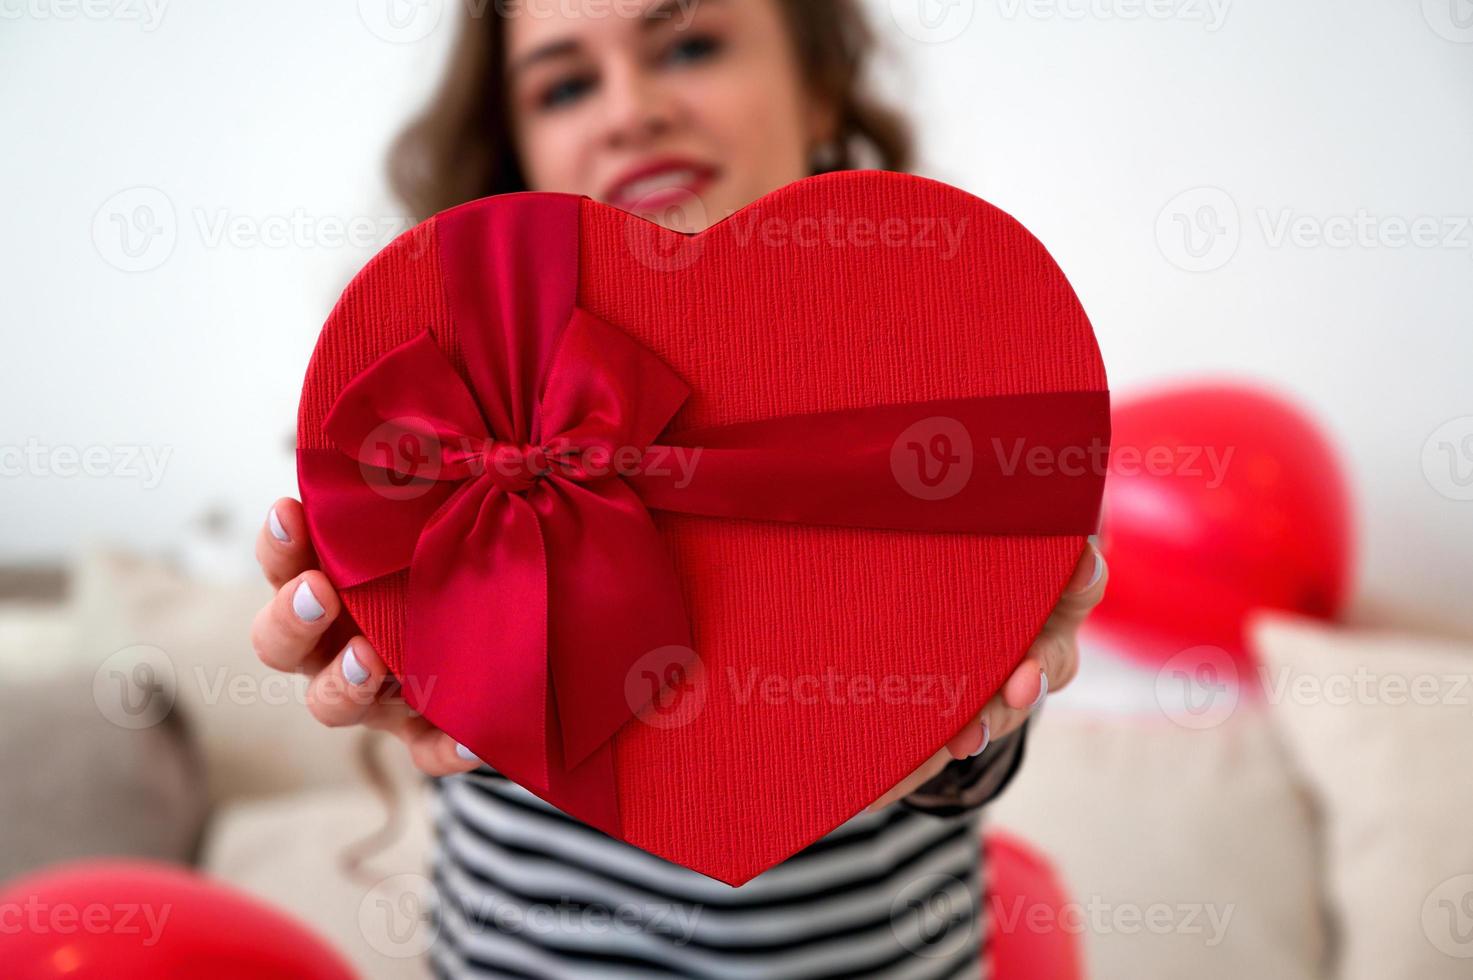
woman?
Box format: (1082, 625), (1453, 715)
(253, 1), (1107, 976)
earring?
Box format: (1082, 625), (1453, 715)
(809, 140), (844, 174)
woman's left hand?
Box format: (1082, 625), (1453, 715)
(867, 539), (1108, 811)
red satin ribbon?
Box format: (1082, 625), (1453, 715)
(297, 193), (1109, 836)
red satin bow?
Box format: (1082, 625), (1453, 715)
(297, 193), (1109, 836)
(310, 309), (694, 834)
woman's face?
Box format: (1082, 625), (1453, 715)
(504, 0), (828, 231)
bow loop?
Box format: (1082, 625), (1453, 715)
(539, 309), (694, 464)
(323, 331), (494, 486)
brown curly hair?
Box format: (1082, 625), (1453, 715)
(387, 0), (913, 221)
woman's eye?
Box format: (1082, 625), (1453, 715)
(539, 74), (595, 111)
(664, 34), (722, 66)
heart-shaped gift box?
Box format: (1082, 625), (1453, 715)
(297, 171), (1109, 886)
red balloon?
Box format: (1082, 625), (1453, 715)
(984, 832), (1085, 980)
(1090, 383), (1353, 673)
(0, 860), (358, 980)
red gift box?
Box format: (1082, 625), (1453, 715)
(297, 171), (1109, 885)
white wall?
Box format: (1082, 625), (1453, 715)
(2, 0), (1470, 634)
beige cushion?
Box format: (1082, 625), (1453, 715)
(70, 549), (382, 806)
(988, 704), (1328, 979)
(0, 669), (209, 878)
(1252, 614), (1473, 979)
(0, 591), (209, 876)
(0, 600), (77, 681)
(201, 781), (434, 980)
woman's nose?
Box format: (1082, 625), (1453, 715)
(597, 62), (678, 150)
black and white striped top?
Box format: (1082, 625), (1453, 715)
(426, 728), (1026, 980)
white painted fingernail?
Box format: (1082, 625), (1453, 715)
(341, 643), (369, 685)
(268, 507), (291, 543)
(455, 743), (482, 765)
(969, 719), (992, 758)
(1086, 550), (1104, 590)
(1033, 670), (1050, 709)
(293, 581), (325, 622)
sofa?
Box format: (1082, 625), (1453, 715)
(2, 549), (1469, 979)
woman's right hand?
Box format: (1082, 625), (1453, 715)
(252, 497), (484, 777)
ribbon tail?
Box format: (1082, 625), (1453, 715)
(401, 476), (626, 836)
(400, 479), (549, 779)
(534, 475), (695, 770)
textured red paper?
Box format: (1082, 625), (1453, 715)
(297, 171), (1108, 885)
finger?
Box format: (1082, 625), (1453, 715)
(256, 499), (313, 590)
(1002, 653), (1046, 711)
(1052, 539), (1108, 621)
(366, 702), (484, 778)
(306, 636), (389, 728)
(945, 710), (990, 760)
(401, 718), (485, 778)
(1036, 626), (1081, 692)
(866, 746), (951, 812)
(250, 570), (341, 675)
(985, 696), (1032, 744)
(360, 691), (420, 734)
(946, 682), (1035, 759)
(1002, 625), (1080, 710)
(947, 636), (1064, 760)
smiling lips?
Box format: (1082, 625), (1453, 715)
(603, 158), (719, 213)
